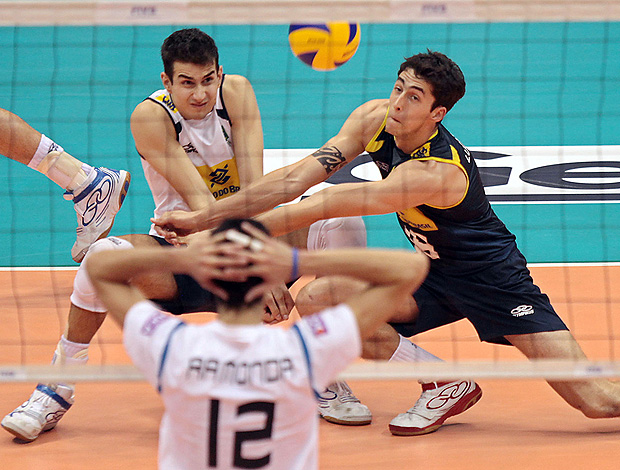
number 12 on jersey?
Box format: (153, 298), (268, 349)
(208, 399), (275, 469)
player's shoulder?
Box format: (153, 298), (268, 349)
(221, 74), (257, 120)
(132, 96), (170, 122)
(221, 74), (254, 101)
(349, 99), (388, 126)
(360, 98), (389, 115)
(222, 73), (252, 89)
(345, 99), (388, 144)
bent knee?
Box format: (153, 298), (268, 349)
(296, 276), (367, 317)
(86, 236), (134, 257)
(295, 278), (333, 317)
(307, 216), (367, 250)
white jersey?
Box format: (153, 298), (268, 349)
(124, 300), (361, 470)
(142, 75), (241, 235)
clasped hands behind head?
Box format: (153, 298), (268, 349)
(184, 222), (295, 303)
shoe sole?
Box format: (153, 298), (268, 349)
(389, 383), (483, 436)
(1, 421), (42, 443)
(320, 414), (372, 426)
(72, 171), (131, 263)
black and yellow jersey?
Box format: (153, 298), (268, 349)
(366, 117), (516, 274)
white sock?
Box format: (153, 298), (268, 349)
(49, 335), (89, 390)
(27, 134), (63, 170)
(389, 334), (442, 363)
(52, 335), (89, 366)
(307, 216), (367, 250)
(29, 135), (91, 190)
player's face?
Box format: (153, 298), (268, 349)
(161, 61), (223, 121)
(386, 68), (446, 149)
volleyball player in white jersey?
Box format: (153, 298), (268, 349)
(0, 107), (130, 262)
(85, 218), (429, 470)
(2, 28), (367, 442)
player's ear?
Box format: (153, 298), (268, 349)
(161, 72), (172, 91)
(430, 106), (447, 122)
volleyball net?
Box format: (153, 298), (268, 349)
(1, 0), (620, 382)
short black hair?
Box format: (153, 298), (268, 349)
(211, 218), (270, 308)
(161, 28), (219, 82)
(398, 50), (465, 112)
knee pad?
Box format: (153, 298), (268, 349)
(307, 216), (367, 250)
(71, 237), (134, 312)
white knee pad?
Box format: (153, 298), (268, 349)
(307, 216), (367, 250)
(70, 237), (134, 312)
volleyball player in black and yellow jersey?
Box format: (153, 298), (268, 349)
(156, 50), (620, 435)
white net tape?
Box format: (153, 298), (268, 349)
(3, 359), (620, 383)
(0, 0), (619, 26)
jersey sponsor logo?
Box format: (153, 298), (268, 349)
(154, 94), (178, 113)
(263, 145), (620, 204)
(209, 166), (231, 186)
(196, 161), (241, 200)
(140, 312), (173, 336)
(211, 185), (239, 199)
(511, 305), (534, 317)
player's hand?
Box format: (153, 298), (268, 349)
(262, 284), (295, 324)
(223, 222), (297, 302)
(151, 210), (201, 245)
(181, 231), (246, 300)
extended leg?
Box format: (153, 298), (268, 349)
(507, 330), (620, 418)
(1, 235), (177, 442)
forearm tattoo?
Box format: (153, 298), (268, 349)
(312, 145), (347, 175)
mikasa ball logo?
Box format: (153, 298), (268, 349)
(511, 305), (534, 317)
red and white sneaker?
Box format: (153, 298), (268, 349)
(389, 380), (482, 436)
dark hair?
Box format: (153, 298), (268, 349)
(398, 50), (465, 112)
(211, 218), (270, 308)
(161, 28), (219, 82)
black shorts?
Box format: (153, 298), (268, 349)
(149, 236), (217, 315)
(390, 247), (568, 345)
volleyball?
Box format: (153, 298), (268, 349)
(288, 22), (361, 71)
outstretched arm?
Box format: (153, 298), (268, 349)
(131, 100), (213, 211)
(152, 100), (388, 237)
(257, 156), (467, 237)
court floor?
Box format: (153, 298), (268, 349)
(1, 265), (620, 469)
